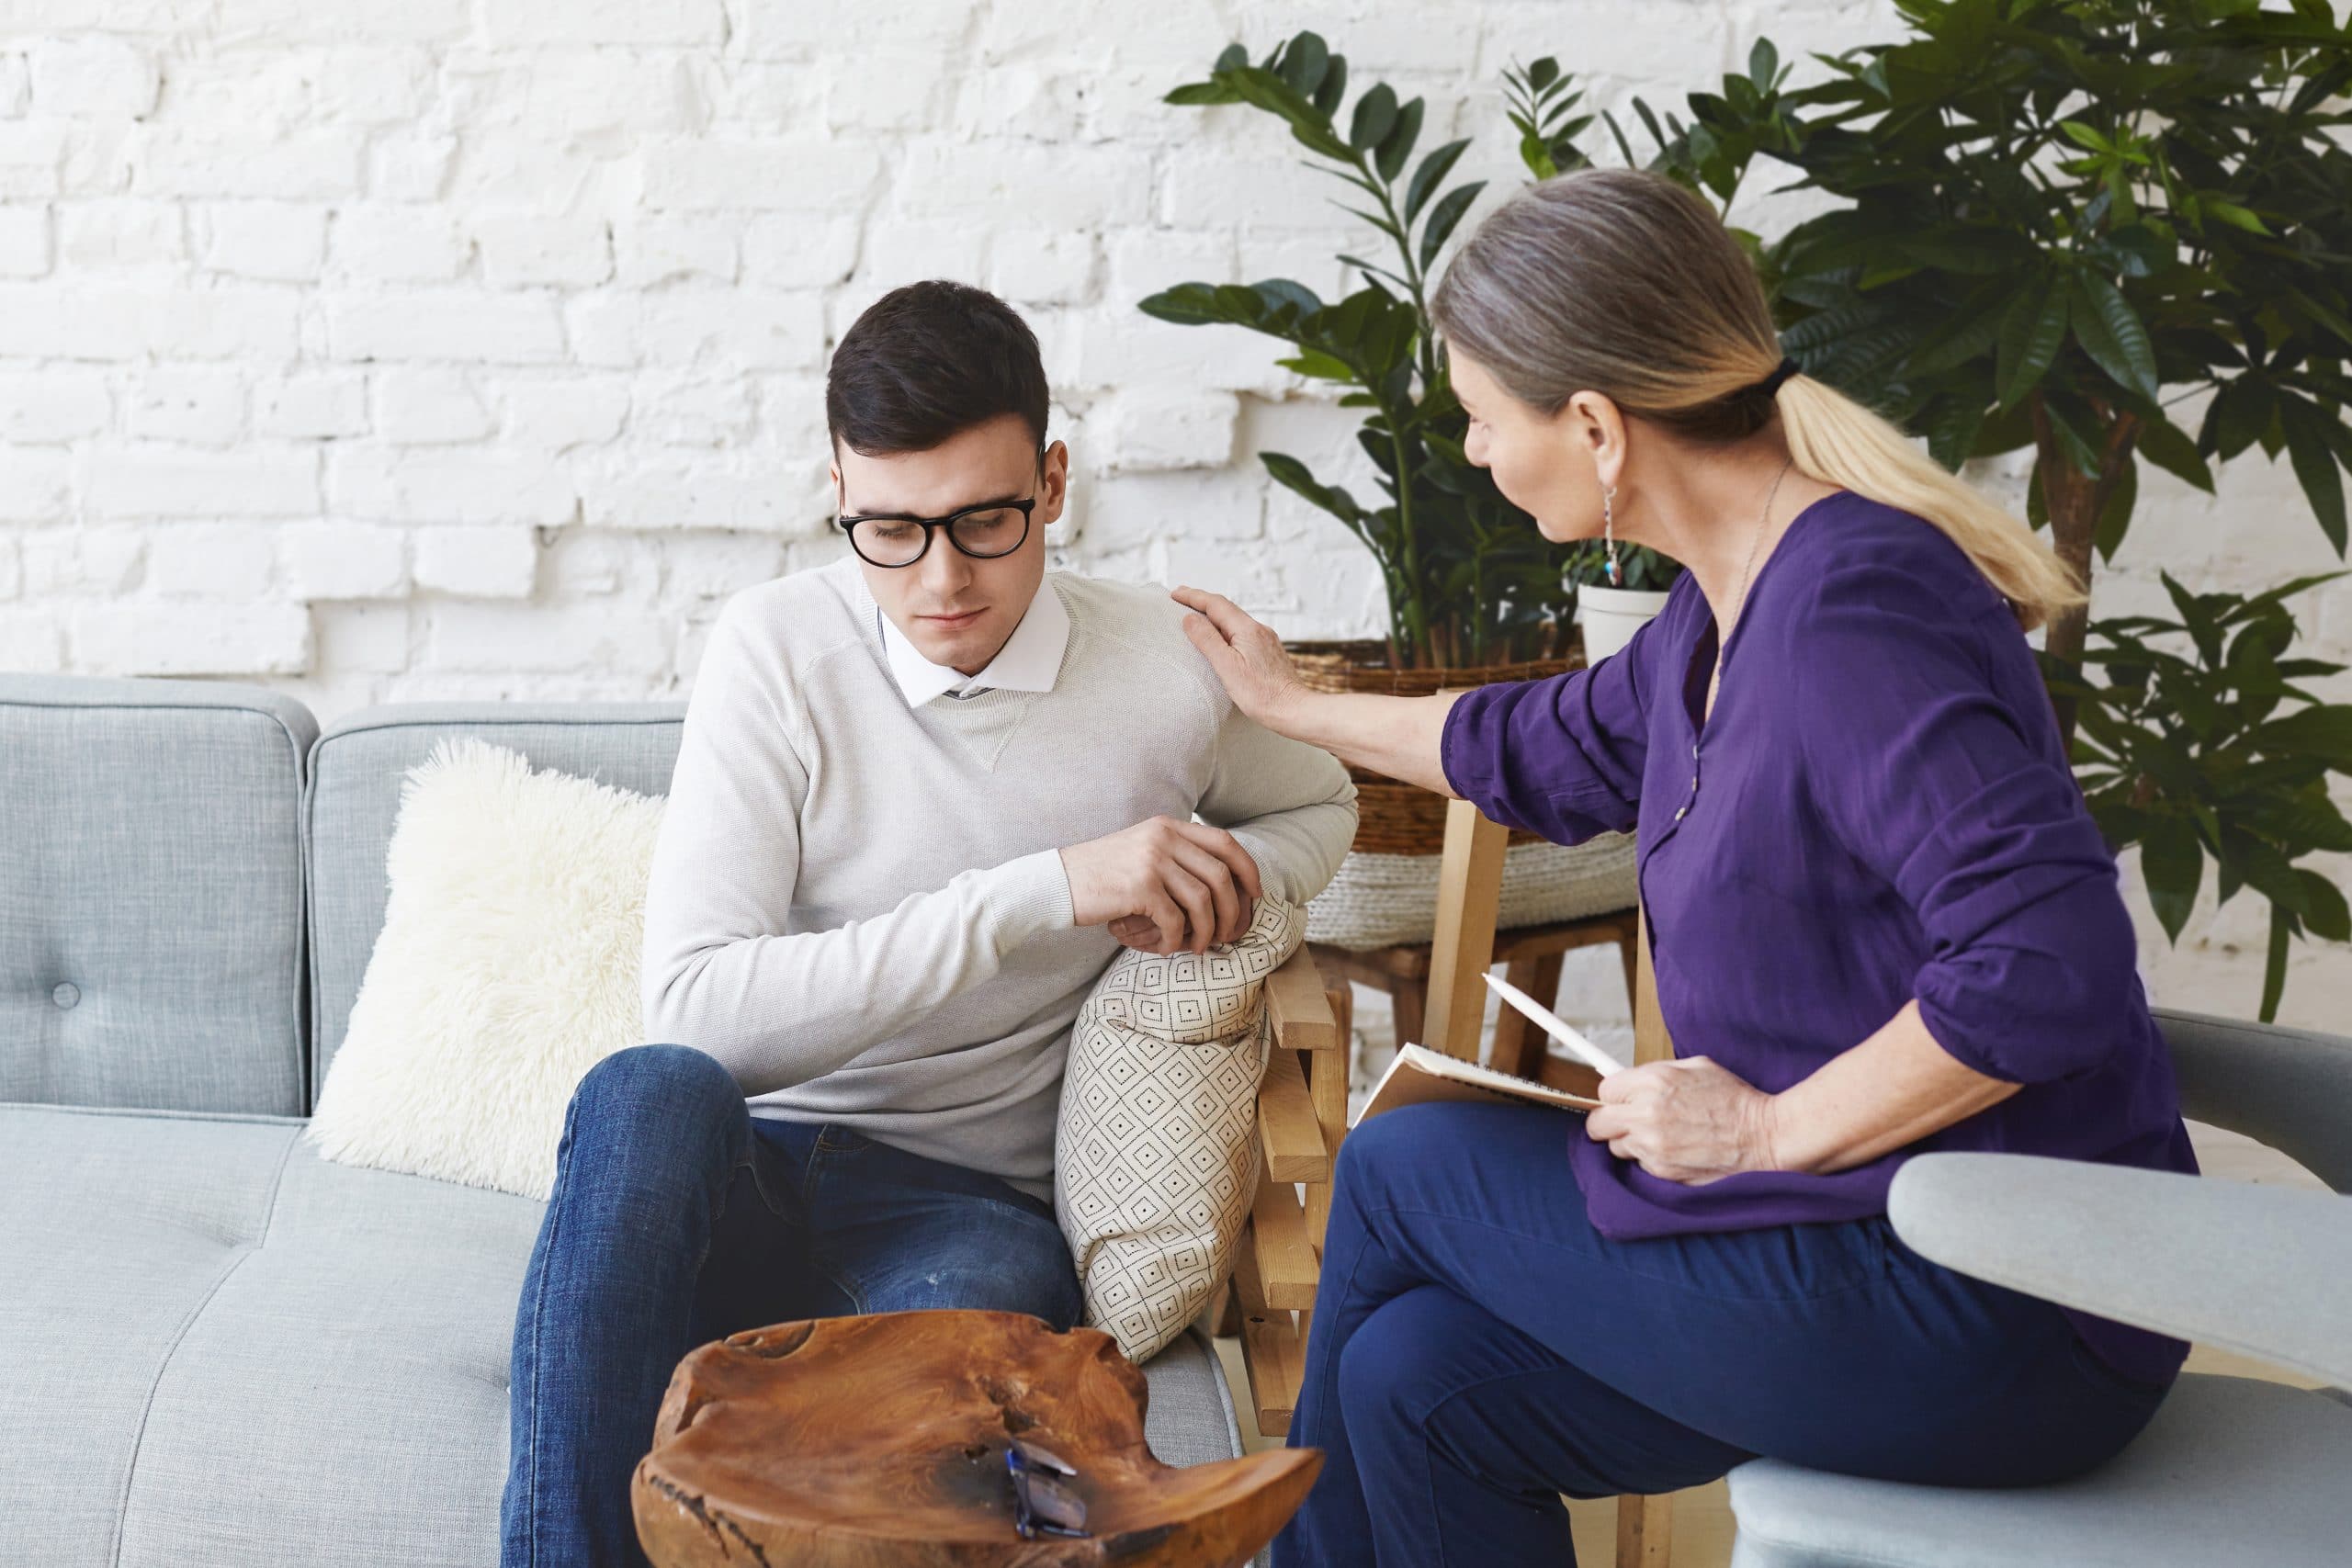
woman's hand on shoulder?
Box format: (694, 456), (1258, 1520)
(1170, 585), (1308, 731)
(1583, 1056), (1785, 1185)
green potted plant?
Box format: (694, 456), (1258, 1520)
(1614, 0), (2352, 1019)
(1141, 34), (1656, 945)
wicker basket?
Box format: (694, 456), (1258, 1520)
(1283, 634), (1641, 949)
(1284, 637), (1584, 855)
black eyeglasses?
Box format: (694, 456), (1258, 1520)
(1003, 1438), (1090, 1540)
(836, 495), (1036, 568)
(835, 449), (1046, 569)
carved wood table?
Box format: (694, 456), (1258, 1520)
(632, 1309), (1320, 1567)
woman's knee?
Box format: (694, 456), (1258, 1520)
(1330, 1100), (1456, 1213)
(1335, 1285), (1461, 1428)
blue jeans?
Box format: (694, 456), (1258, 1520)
(1274, 1100), (2175, 1568)
(499, 1043), (1083, 1568)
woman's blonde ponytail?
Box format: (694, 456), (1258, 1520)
(1771, 374), (2086, 631)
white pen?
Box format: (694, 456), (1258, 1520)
(1482, 971), (1630, 1078)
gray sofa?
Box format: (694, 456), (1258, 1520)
(1, 671), (1252, 1568)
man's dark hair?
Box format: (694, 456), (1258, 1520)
(826, 279), (1050, 458)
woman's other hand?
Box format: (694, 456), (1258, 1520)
(1171, 585), (1308, 733)
(1584, 1056), (1784, 1185)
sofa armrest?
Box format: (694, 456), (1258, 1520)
(1889, 1152), (2352, 1389)
(2154, 1007), (2352, 1193)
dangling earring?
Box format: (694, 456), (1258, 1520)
(1601, 485), (1622, 586)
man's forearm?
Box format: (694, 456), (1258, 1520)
(640, 849), (1072, 1094)
(1224, 792), (1359, 907)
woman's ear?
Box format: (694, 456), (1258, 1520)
(1563, 389), (1628, 495)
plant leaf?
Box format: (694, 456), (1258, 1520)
(2069, 271), (2161, 402)
(2141, 818), (2203, 942)
(1419, 182), (1485, 272)
(1404, 138), (1471, 224)
(2134, 412), (2214, 494)
(1995, 276), (2067, 412)
(1374, 96), (1424, 184)
(1350, 82), (1397, 153)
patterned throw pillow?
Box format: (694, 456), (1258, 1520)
(1055, 894), (1306, 1362)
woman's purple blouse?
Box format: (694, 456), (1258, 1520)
(1440, 490), (2198, 1384)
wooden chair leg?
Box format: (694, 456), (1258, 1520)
(1610, 902), (1678, 1564)
(1423, 794), (1510, 1061)
(1614, 1493), (1673, 1567)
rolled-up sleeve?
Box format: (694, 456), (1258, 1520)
(1437, 604), (1663, 844)
(1795, 554), (2137, 1085)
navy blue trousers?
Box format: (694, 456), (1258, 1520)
(1272, 1100), (2174, 1567)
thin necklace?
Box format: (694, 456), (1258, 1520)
(1705, 457), (1793, 721)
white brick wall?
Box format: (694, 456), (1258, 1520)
(0, 0), (2345, 1024)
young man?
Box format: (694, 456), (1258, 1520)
(500, 279), (1358, 1567)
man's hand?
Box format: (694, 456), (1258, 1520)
(1582, 1056), (1784, 1185)
(1059, 816), (1262, 955)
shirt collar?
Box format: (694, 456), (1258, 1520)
(875, 573), (1069, 707)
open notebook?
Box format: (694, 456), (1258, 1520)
(1355, 1042), (1602, 1125)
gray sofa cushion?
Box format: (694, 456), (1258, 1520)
(1727, 1373), (2352, 1568)
(304, 703), (682, 1108)
(0, 1101), (1249, 1568)
(0, 674), (315, 1115)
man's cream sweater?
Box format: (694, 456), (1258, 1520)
(639, 554), (1360, 1201)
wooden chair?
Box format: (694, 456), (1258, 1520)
(1309, 906), (1640, 1095)
(1221, 793), (1676, 1567)
(1420, 793), (1678, 1567)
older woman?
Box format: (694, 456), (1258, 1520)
(1172, 166), (2196, 1567)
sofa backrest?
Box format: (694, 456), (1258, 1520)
(304, 703), (682, 1109)
(1, 673), (318, 1115)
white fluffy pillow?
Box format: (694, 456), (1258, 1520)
(304, 736), (665, 1201)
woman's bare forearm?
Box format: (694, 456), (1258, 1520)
(1767, 998), (2021, 1174)
(1271, 689), (1465, 798)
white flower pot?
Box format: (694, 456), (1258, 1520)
(1573, 582), (1673, 662)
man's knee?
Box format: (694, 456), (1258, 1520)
(568, 1043), (744, 1142)
(865, 1207), (1083, 1330)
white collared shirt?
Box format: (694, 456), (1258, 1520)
(876, 573), (1070, 706)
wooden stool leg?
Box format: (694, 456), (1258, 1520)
(1390, 977), (1427, 1057)
(1488, 951), (1565, 1079)
(1616, 909), (1641, 1014)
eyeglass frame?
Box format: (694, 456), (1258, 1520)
(833, 446), (1048, 570)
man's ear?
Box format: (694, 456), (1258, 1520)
(1040, 439), (1070, 525)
